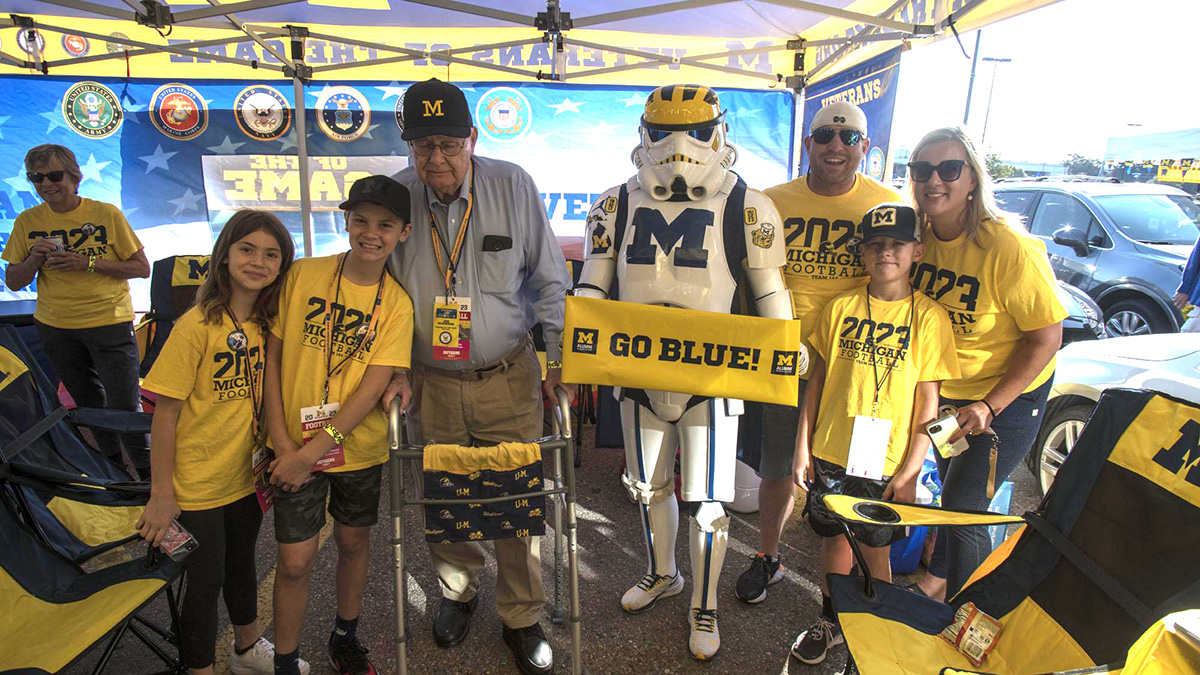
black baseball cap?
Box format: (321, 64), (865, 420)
(860, 203), (921, 244)
(399, 78), (473, 141)
(339, 175), (411, 222)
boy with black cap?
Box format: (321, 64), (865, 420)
(787, 203), (960, 671)
(265, 175), (415, 675)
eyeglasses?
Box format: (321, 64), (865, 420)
(645, 126), (716, 143)
(811, 127), (864, 146)
(907, 160), (967, 183)
(27, 170), (67, 184)
(410, 139), (467, 157)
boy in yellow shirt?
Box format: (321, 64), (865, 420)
(264, 176), (415, 675)
(789, 203), (960, 669)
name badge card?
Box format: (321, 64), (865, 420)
(846, 415), (892, 480)
(252, 445), (274, 513)
(300, 402), (345, 471)
(433, 296), (471, 361)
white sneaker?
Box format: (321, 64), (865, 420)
(229, 638), (311, 675)
(689, 608), (720, 660)
(621, 572), (684, 614)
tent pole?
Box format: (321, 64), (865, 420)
(963, 31), (981, 124)
(288, 27), (313, 258)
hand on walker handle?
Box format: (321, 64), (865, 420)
(380, 370), (412, 412)
(544, 367), (576, 405)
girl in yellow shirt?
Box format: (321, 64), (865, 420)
(137, 210), (307, 675)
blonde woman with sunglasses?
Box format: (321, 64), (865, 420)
(906, 128), (1066, 601)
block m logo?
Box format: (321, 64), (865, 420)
(725, 40), (772, 73)
(627, 207), (713, 269)
(1153, 419), (1200, 487)
(423, 100), (444, 117)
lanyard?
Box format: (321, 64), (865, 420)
(863, 288), (916, 417)
(429, 165), (476, 299)
(224, 307), (264, 442)
(322, 252), (386, 405)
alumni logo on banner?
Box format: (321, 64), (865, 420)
(562, 296), (802, 406)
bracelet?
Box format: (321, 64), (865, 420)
(86, 255), (97, 274)
(323, 423), (345, 446)
(546, 360), (563, 369)
(980, 399), (999, 419)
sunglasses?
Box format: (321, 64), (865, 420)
(907, 160), (967, 183)
(645, 126), (716, 143)
(27, 170), (67, 184)
(811, 127), (863, 146)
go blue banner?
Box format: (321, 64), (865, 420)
(799, 46), (902, 182)
(0, 75), (794, 310)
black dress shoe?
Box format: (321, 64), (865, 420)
(433, 595), (478, 648)
(501, 622), (553, 675)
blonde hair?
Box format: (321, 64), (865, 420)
(909, 127), (1016, 243)
(24, 144), (83, 187)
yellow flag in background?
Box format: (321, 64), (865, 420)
(562, 296), (801, 406)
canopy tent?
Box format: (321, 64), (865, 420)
(0, 0), (1058, 258)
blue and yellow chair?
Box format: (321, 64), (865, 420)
(822, 389), (1200, 674)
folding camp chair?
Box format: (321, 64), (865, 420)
(821, 388), (1200, 674)
(386, 390), (584, 675)
(135, 254), (210, 376)
(0, 324), (186, 674)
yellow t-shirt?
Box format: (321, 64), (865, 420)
(1, 199), (142, 329)
(142, 307), (264, 510)
(271, 255), (414, 472)
(809, 288), (961, 476)
(764, 174), (902, 344)
(914, 218), (1068, 400)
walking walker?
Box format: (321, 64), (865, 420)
(387, 390), (584, 675)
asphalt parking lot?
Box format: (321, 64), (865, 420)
(68, 424), (1040, 675)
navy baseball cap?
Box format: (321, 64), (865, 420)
(860, 203), (921, 243)
(339, 175), (411, 222)
(399, 78), (473, 141)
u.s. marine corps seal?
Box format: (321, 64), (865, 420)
(62, 82), (123, 138)
(151, 83), (208, 141)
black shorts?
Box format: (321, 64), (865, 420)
(806, 459), (905, 548)
(273, 464), (383, 544)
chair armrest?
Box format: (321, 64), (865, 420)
(822, 495), (1025, 528)
(68, 408), (153, 435)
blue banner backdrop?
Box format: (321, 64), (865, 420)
(799, 46), (902, 182)
(0, 76), (794, 309)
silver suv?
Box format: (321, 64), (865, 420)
(995, 181), (1200, 336)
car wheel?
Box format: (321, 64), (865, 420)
(1104, 298), (1172, 336)
(1030, 401), (1094, 496)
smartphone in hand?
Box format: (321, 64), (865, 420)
(927, 415), (970, 459)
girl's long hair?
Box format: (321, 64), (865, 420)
(909, 127), (1015, 243)
(195, 209), (294, 331)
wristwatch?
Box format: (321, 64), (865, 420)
(546, 360), (563, 369)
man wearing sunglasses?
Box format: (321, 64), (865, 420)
(734, 102), (903, 611)
(381, 78), (571, 675)
(2, 143), (151, 477)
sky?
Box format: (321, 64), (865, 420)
(888, 0), (1200, 165)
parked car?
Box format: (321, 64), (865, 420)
(995, 181), (1200, 337)
(1057, 280), (1107, 343)
(1027, 333), (1200, 495)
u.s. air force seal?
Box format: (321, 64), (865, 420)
(151, 83), (208, 141)
(316, 86), (369, 142)
(475, 87), (531, 142)
(62, 82), (123, 139)
(235, 85), (291, 141)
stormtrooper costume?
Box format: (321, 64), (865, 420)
(574, 84), (800, 660)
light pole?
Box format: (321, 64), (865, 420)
(980, 56), (1012, 146)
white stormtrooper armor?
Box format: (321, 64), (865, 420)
(574, 84), (800, 661)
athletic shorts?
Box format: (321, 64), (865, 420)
(273, 464), (383, 544)
(806, 459), (905, 548)
(754, 378), (807, 480)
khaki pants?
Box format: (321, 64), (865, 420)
(412, 339), (546, 628)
